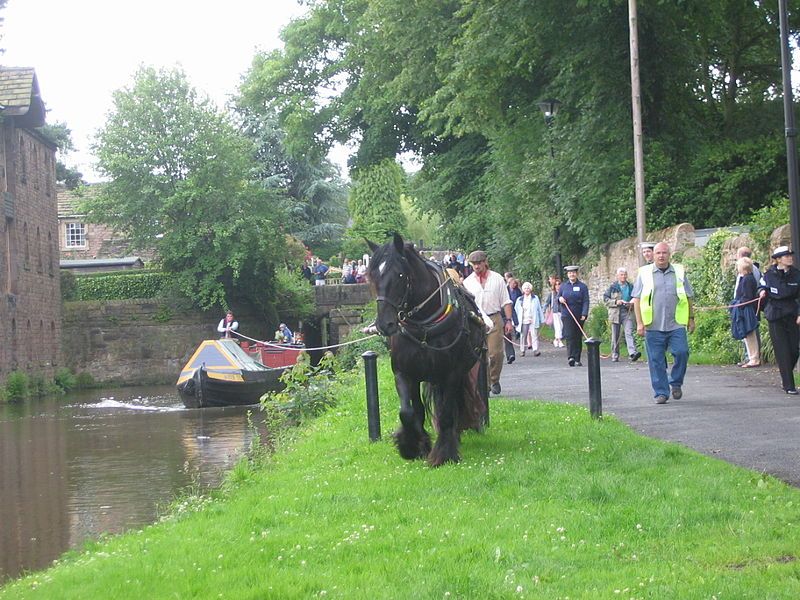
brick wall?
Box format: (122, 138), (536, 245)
(0, 123), (61, 378)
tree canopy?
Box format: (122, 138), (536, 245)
(37, 121), (85, 189)
(88, 66), (288, 314)
(239, 0), (800, 269)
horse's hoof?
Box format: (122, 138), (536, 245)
(428, 451), (460, 467)
(394, 428), (431, 460)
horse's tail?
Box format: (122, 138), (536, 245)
(460, 350), (489, 432)
(421, 381), (436, 427)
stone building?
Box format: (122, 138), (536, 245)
(0, 67), (61, 377)
(57, 183), (155, 262)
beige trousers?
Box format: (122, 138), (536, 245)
(488, 313), (504, 385)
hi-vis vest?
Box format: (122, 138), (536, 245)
(639, 263), (689, 326)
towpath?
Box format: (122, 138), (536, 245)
(497, 342), (800, 487)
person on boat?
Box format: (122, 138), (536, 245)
(275, 323), (294, 344)
(217, 310), (239, 339)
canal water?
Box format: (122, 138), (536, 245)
(0, 385), (268, 582)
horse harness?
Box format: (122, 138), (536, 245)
(377, 257), (486, 356)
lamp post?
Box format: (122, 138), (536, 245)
(778, 0), (800, 256)
(538, 99), (562, 276)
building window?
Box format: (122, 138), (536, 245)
(65, 222), (86, 248)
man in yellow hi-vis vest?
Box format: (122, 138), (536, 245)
(632, 243), (696, 404)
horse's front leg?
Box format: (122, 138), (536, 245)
(393, 371), (431, 460)
(428, 374), (462, 467)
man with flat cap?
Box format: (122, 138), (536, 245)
(463, 250), (514, 394)
(557, 265), (590, 366)
(758, 245), (800, 394)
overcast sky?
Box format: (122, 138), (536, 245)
(1, 0), (312, 182)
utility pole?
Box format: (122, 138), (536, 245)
(628, 0), (647, 264)
(779, 0), (800, 256)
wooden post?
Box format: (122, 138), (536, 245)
(629, 0), (647, 264)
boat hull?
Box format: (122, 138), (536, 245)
(177, 366), (284, 408)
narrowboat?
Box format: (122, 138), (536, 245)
(176, 339), (303, 408)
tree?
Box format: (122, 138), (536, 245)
(242, 0), (800, 271)
(235, 107), (349, 253)
(37, 121), (85, 189)
(345, 158), (407, 255)
(88, 66), (288, 313)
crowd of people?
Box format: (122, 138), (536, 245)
(450, 241), (800, 403)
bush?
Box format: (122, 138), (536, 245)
(54, 367), (78, 393)
(585, 304), (609, 341)
(260, 352), (339, 426)
(61, 270), (78, 300)
(746, 198), (789, 257)
(335, 301), (390, 371)
(273, 268), (315, 321)
(75, 372), (97, 389)
(5, 371), (29, 402)
(689, 309), (741, 364)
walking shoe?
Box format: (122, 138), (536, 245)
(611, 356), (619, 362)
(533, 351), (541, 357)
(553, 340), (558, 347)
(568, 357), (575, 367)
(630, 351), (641, 362)
(491, 382), (501, 395)
(671, 386), (682, 400)
(520, 350), (526, 357)
(655, 395), (669, 404)
(786, 388), (799, 395)
(575, 361), (583, 367)
(507, 356), (515, 364)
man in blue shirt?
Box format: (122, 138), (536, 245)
(314, 259), (329, 286)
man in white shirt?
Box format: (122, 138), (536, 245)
(462, 250), (514, 395)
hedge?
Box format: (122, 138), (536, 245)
(63, 270), (171, 301)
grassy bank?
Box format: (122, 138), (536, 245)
(2, 361), (799, 599)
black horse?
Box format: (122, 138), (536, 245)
(367, 233), (489, 466)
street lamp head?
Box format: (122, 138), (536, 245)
(537, 99), (561, 124)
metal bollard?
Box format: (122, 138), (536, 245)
(362, 351), (381, 441)
(585, 338), (602, 418)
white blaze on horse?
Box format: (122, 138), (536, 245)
(367, 233), (489, 466)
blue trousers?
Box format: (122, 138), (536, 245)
(644, 328), (689, 398)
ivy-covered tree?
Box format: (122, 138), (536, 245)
(88, 66), (288, 314)
(345, 158), (407, 255)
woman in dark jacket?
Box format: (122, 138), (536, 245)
(759, 246), (800, 394)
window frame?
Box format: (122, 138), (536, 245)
(64, 221), (87, 248)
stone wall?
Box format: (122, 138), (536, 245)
(583, 223), (790, 306)
(0, 124), (61, 378)
(61, 300), (272, 385)
(60, 285), (376, 386)
(583, 223), (696, 303)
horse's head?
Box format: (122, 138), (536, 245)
(367, 233), (416, 337)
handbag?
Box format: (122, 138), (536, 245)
(545, 309), (553, 326)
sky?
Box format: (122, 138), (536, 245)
(1, 0), (319, 182)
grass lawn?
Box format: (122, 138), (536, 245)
(2, 360), (799, 599)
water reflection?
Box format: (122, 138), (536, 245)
(0, 385), (268, 582)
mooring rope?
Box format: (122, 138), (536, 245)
(233, 330), (380, 353)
